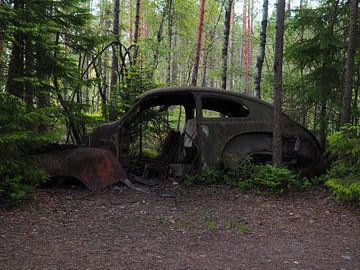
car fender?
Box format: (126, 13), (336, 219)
(220, 132), (273, 168)
(36, 147), (126, 191)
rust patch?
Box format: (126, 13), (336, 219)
(37, 148), (126, 191)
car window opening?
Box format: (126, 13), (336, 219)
(123, 93), (198, 178)
(202, 96), (249, 118)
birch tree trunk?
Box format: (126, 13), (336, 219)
(340, 0), (358, 126)
(272, 0), (286, 167)
(221, 0), (233, 90)
(191, 0), (205, 86)
(254, 0), (269, 99)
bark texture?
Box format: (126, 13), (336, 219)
(109, 0), (120, 120)
(340, 0), (358, 126)
(133, 0), (141, 62)
(221, 0), (233, 90)
(6, 0), (25, 98)
(227, 3), (235, 91)
(272, 0), (286, 167)
(167, 0), (174, 84)
(254, 0), (269, 99)
(191, 0), (206, 86)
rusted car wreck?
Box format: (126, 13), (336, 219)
(38, 87), (323, 191)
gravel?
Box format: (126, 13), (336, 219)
(0, 183), (359, 270)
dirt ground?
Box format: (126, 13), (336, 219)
(0, 182), (359, 270)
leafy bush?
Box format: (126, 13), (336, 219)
(327, 124), (360, 164)
(241, 164), (311, 195)
(324, 125), (360, 205)
(325, 178), (360, 205)
(184, 169), (224, 186)
(0, 93), (61, 204)
(184, 158), (310, 195)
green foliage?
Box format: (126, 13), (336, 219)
(184, 158), (310, 195)
(0, 93), (61, 204)
(327, 125), (360, 164)
(206, 219), (217, 231)
(325, 162), (360, 179)
(110, 67), (164, 119)
(184, 169), (224, 186)
(238, 164), (311, 195)
(325, 178), (360, 205)
(160, 216), (172, 226)
(283, 0), (349, 135)
(324, 125), (360, 205)
(224, 218), (250, 233)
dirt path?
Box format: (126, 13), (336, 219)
(0, 184), (359, 270)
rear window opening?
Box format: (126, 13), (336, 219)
(202, 96), (249, 118)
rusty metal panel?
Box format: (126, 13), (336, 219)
(37, 148), (126, 191)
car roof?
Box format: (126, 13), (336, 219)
(135, 86), (272, 107)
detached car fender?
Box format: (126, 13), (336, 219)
(36, 147), (127, 191)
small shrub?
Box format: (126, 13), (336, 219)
(248, 164), (311, 195)
(327, 125), (360, 164)
(184, 169), (223, 186)
(184, 158), (310, 195)
(323, 125), (360, 205)
(325, 177), (360, 205)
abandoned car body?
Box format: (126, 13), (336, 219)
(39, 87), (323, 191)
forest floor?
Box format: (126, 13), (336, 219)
(0, 182), (359, 270)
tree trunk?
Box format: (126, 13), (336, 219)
(191, 0), (205, 86)
(221, 0), (233, 90)
(109, 0), (120, 120)
(249, 0), (253, 92)
(200, 1), (225, 87)
(171, 34), (178, 84)
(129, 0), (133, 45)
(272, 0), (286, 167)
(167, 0), (174, 84)
(319, 99), (327, 150)
(353, 65), (360, 126)
(287, 0), (291, 15)
(340, 0), (358, 126)
(254, 0), (269, 99)
(227, 3), (235, 91)
(24, 36), (34, 108)
(133, 0), (141, 62)
(6, 0), (25, 98)
(152, 4), (166, 69)
(242, 1), (248, 93)
(202, 32), (208, 87)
